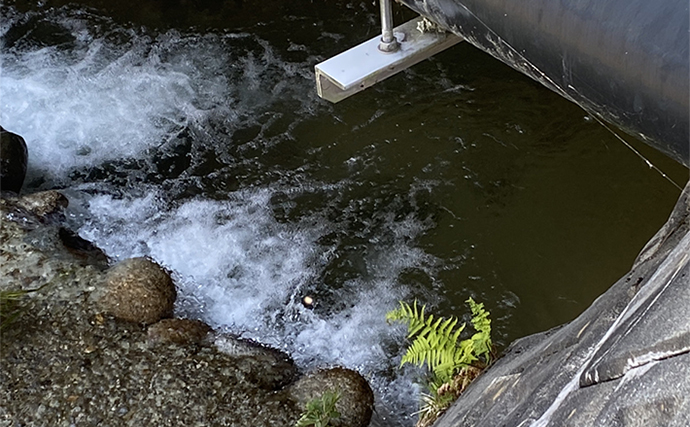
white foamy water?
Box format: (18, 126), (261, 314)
(2, 32), (197, 180)
(1, 7), (432, 426)
(77, 187), (428, 371)
(72, 184), (431, 424)
(1, 9), (319, 186)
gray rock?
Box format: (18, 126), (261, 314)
(1, 190), (109, 267)
(433, 181), (690, 427)
(0, 126), (28, 194)
(57, 226), (110, 268)
(214, 334), (300, 390)
(13, 190), (69, 218)
(100, 257), (176, 325)
(288, 367), (375, 427)
(1, 196), (108, 273)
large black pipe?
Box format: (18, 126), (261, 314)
(400, 0), (689, 167)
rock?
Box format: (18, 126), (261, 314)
(288, 367), (374, 427)
(434, 181), (690, 427)
(1, 195), (107, 270)
(57, 227), (109, 267)
(1, 202), (305, 426)
(214, 334), (300, 390)
(215, 333), (289, 359)
(0, 126), (28, 194)
(100, 257), (176, 324)
(148, 318), (212, 345)
(14, 190), (68, 218)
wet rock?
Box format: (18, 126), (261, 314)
(215, 334), (300, 390)
(1, 197), (306, 427)
(216, 333), (288, 359)
(57, 227), (109, 267)
(0, 191), (70, 240)
(288, 367), (374, 427)
(148, 318), (212, 345)
(13, 190), (68, 219)
(1, 196), (107, 271)
(0, 126), (28, 194)
(100, 257), (176, 324)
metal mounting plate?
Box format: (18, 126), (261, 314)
(315, 17), (463, 103)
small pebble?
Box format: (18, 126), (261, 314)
(302, 295), (314, 309)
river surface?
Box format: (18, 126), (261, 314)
(1, 1), (688, 425)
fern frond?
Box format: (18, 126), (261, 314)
(387, 300), (427, 338)
(466, 297), (492, 363)
(389, 298), (495, 427)
(388, 298), (494, 390)
(388, 300), (467, 381)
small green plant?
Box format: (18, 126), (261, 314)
(295, 390), (341, 427)
(0, 283), (49, 333)
(387, 298), (494, 427)
(0, 289), (34, 332)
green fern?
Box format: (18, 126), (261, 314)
(467, 298), (492, 364)
(386, 298), (492, 383)
(388, 298), (494, 427)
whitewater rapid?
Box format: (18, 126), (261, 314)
(1, 6), (439, 425)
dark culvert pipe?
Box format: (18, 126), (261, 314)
(399, 0), (690, 167)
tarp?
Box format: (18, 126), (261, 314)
(400, 0), (690, 167)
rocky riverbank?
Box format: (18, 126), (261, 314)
(0, 190), (374, 427)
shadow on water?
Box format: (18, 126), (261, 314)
(1, 1), (688, 426)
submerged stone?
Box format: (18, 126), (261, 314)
(13, 190), (68, 219)
(148, 318), (212, 345)
(57, 227), (110, 267)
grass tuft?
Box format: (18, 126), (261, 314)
(0, 285), (47, 332)
(295, 390), (341, 427)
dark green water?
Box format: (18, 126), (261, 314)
(288, 47), (688, 340)
(2, 0), (688, 425)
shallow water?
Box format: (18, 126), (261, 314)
(1, 1), (687, 425)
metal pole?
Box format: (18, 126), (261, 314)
(378, 0), (400, 52)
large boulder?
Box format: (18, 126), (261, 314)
(434, 182), (690, 426)
(0, 126), (28, 195)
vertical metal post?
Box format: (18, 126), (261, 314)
(378, 0), (400, 52)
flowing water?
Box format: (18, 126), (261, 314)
(1, 1), (688, 425)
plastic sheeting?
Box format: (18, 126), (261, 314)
(400, 0), (690, 167)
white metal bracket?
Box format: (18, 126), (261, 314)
(315, 16), (463, 103)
